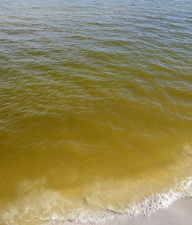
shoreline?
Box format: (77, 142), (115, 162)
(103, 197), (192, 225)
(46, 197), (192, 225)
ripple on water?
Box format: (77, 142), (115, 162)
(0, 0), (192, 224)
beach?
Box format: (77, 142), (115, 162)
(103, 198), (192, 225)
(49, 198), (192, 225)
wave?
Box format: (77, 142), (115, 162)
(1, 143), (192, 225)
(1, 177), (191, 225)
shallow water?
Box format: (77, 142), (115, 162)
(0, 0), (192, 224)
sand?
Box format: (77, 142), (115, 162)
(49, 197), (192, 225)
(102, 198), (192, 225)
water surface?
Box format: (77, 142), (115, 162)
(0, 0), (192, 224)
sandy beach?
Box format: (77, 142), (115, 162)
(103, 198), (192, 225)
(49, 198), (192, 225)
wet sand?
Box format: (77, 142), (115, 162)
(102, 198), (192, 225)
(49, 197), (192, 225)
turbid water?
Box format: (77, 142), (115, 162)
(0, 0), (192, 224)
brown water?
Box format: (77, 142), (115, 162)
(0, 0), (192, 224)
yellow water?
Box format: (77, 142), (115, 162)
(0, 0), (192, 224)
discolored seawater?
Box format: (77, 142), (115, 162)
(0, 0), (192, 224)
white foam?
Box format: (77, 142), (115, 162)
(1, 144), (192, 224)
(127, 179), (192, 217)
(0, 175), (191, 225)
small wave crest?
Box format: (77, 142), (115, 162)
(1, 144), (192, 225)
(1, 178), (192, 224)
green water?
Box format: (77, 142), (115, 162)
(0, 0), (192, 224)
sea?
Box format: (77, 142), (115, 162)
(0, 0), (192, 224)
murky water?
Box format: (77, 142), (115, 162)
(0, 0), (192, 224)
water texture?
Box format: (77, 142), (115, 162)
(0, 0), (192, 224)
